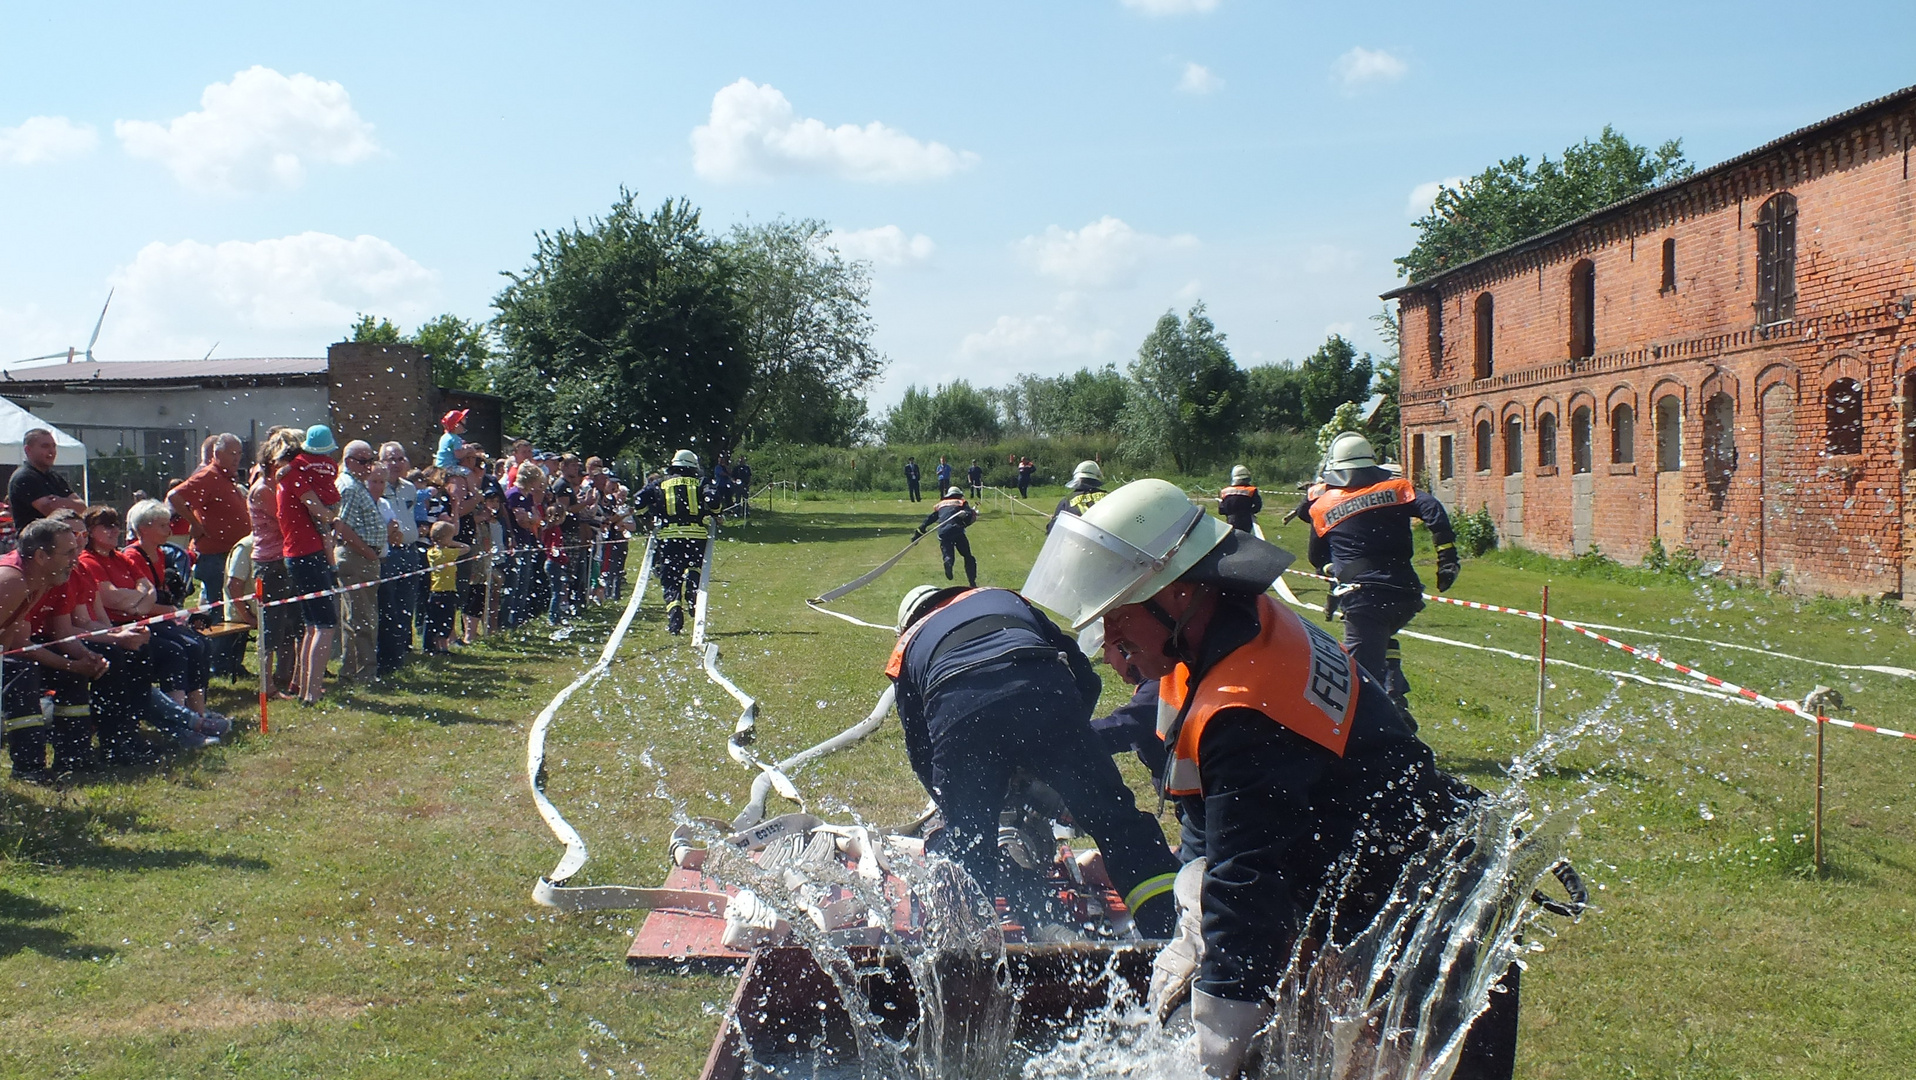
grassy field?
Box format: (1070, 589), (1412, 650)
(2, 487), (1914, 1077)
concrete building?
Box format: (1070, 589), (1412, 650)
(1386, 84), (1916, 598)
(0, 341), (501, 500)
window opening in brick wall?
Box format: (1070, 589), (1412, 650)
(1655, 394), (1682, 472)
(1755, 192), (1797, 326)
(1475, 419), (1493, 472)
(1439, 434), (1454, 480)
(1660, 238), (1677, 294)
(1703, 392), (1737, 508)
(1568, 260), (1596, 359)
(1571, 406), (1593, 473)
(1825, 377), (1863, 455)
(1537, 412), (1558, 469)
(1611, 403), (1636, 464)
(1903, 372), (1916, 468)
(1503, 415), (1523, 475)
(1473, 293), (1494, 379)
(1411, 434), (1427, 487)
(1426, 299), (1444, 376)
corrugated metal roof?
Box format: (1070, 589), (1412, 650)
(1382, 82), (1916, 299)
(0, 357), (329, 386)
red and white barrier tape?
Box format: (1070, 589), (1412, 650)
(1285, 569), (1916, 743)
(9, 536), (634, 659)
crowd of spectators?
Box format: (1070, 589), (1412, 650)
(0, 411), (644, 785)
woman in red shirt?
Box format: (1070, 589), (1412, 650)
(123, 499), (214, 722)
(275, 425), (341, 704)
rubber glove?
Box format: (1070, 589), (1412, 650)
(1148, 857), (1207, 1023)
(1193, 989), (1273, 1079)
(1436, 543), (1460, 592)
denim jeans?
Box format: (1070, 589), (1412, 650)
(378, 546), (422, 672)
(545, 558), (571, 623)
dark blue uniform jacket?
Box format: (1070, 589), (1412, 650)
(1299, 466), (1454, 597)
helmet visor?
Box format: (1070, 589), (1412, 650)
(1022, 502), (1203, 629)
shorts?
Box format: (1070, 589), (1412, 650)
(258, 557), (305, 649)
(286, 551), (338, 629)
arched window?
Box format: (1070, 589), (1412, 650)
(1825, 378), (1863, 455)
(1703, 392), (1737, 506)
(1568, 259), (1596, 359)
(1655, 394), (1683, 472)
(1755, 192), (1797, 325)
(1475, 419), (1493, 472)
(1611, 403), (1636, 464)
(1537, 412), (1558, 469)
(1503, 415), (1523, 475)
(1474, 293), (1494, 379)
(1570, 405), (1593, 474)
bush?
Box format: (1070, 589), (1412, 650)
(1453, 505), (1499, 557)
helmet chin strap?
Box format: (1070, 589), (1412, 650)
(1143, 593), (1204, 667)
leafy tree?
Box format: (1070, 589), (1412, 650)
(1367, 306), (1401, 459)
(410, 313), (496, 393)
(725, 218), (885, 449)
(492, 192), (749, 462)
(883, 380), (1002, 443)
(1298, 334), (1372, 429)
(349, 314), (403, 344)
(1397, 126), (1693, 281)
(991, 365), (1129, 437)
(1120, 302), (1245, 472)
(1242, 363), (1305, 431)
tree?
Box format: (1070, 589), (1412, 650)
(1397, 126), (1693, 281)
(1242, 363), (1305, 431)
(991, 365), (1130, 437)
(350, 314), (403, 344)
(883, 381), (1002, 443)
(1367, 306), (1401, 459)
(410, 314), (496, 393)
(725, 218), (886, 449)
(1120, 303), (1246, 472)
(491, 193), (749, 462)
(1298, 334), (1372, 429)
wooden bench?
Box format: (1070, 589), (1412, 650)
(200, 621), (254, 638)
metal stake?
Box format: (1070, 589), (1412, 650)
(1535, 585), (1549, 736)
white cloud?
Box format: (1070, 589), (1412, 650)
(0, 116), (98, 166)
(100, 232), (435, 357)
(691, 78), (977, 184)
(1177, 63), (1223, 95)
(1333, 47), (1408, 91)
(832, 225), (936, 267)
(1407, 176), (1464, 218)
(958, 313), (1118, 365)
(115, 66), (378, 193)
(1304, 244), (1362, 275)
(1019, 216), (1198, 290)
(1120, 0), (1219, 15)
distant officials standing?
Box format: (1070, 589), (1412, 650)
(904, 458), (922, 502)
(1017, 457), (1035, 499)
(936, 456), (953, 494)
(967, 460), (984, 500)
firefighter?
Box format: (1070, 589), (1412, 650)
(640, 449), (719, 635)
(1044, 460), (1107, 533)
(916, 486), (978, 587)
(1217, 465), (1262, 534)
(888, 584), (1179, 937)
(1021, 478), (1513, 1080)
(1297, 432), (1458, 725)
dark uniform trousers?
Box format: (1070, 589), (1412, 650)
(656, 537), (704, 634)
(940, 532), (977, 587)
(1339, 591), (1424, 724)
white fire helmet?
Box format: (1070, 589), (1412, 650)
(897, 584), (947, 633)
(1230, 464), (1251, 484)
(1320, 432), (1376, 485)
(671, 449), (700, 469)
(1022, 478), (1234, 630)
(1071, 460), (1104, 488)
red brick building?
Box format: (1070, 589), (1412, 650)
(1385, 85), (1916, 597)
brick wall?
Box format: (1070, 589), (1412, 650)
(1395, 91), (1916, 597)
(327, 342), (441, 466)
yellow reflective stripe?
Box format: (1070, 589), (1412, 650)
(1434, 542), (1455, 552)
(1124, 871), (1178, 914)
(4, 715), (46, 733)
(53, 705), (90, 718)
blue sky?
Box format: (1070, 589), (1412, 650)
(3, 1), (1914, 408)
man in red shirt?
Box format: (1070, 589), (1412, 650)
(276, 425), (341, 705)
(168, 432), (250, 673)
(0, 517), (85, 781)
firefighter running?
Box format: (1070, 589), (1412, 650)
(1216, 465), (1262, 534)
(916, 487), (979, 587)
(640, 449), (721, 635)
(1297, 432), (1458, 726)
(1045, 460), (1107, 533)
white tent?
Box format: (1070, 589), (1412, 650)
(0, 395), (89, 499)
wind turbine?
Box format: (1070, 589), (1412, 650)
(12, 290), (113, 365)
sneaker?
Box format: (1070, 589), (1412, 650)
(195, 711), (233, 737)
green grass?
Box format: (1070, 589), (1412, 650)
(2, 486), (1914, 1077)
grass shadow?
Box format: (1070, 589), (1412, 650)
(0, 786), (270, 873)
(0, 889), (118, 962)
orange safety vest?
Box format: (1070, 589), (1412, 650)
(884, 588), (980, 679)
(1306, 477), (1415, 538)
(1220, 485), (1259, 501)
(1156, 594), (1359, 797)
